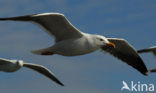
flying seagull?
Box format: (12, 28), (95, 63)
(0, 58), (64, 86)
(0, 13), (148, 75)
(138, 46), (156, 57)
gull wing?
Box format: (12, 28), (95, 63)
(101, 38), (148, 75)
(0, 58), (11, 65)
(0, 13), (83, 42)
(150, 69), (156, 72)
(138, 46), (156, 57)
(23, 63), (64, 86)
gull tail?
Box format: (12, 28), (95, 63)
(31, 47), (54, 55)
(0, 15), (34, 21)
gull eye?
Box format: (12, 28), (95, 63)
(99, 38), (103, 41)
(96, 37), (104, 41)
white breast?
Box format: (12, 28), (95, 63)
(52, 34), (100, 56)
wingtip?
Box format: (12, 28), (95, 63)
(53, 77), (64, 86)
(60, 83), (65, 86)
(150, 69), (156, 73)
(57, 81), (64, 86)
(137, 50), (144, 53)
(137, 48), (152, 53)
(0, 18), (8, 20)
(135, 56), (148, 76)
(144, 71), (148, 76)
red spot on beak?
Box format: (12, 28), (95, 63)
(107, 42), (116, 48)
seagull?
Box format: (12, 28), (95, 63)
(0, 58), (64, 86)
(0, 13), (148, 75)
(138, 46), (156, 57)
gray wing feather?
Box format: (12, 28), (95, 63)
(23, 63), (64, 86)
(101, 38), (148, 75)
(0, 13), (83, 42)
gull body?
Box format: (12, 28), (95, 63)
(0, 58), (64, 86)
(43, 33), (109, 56)
(0, 13), (148, 75)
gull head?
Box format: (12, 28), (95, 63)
(94, 35), (115, 48)
(16, 60), (24, 67)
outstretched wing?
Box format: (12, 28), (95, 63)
(138, 46), (156, 57)
(0, 58), (11, 65)
(0, 13), (83, 42)
(101, 38), (148, 75)
(23, 63), (64, 86)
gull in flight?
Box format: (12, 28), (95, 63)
(0, 13), (148, 75)
(0, 58), (64, 86)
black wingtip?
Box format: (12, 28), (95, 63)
(143, 71), (148, 76)
(52, 78), (65, 86)
(60, 83), (65, 86)
(150, 69), (156, 73)
(0, 15), (34, 21)
(139, 70), (148, 76)
(137, 49), (151, 53)
(137, 49), (145, 53)
(0, 18), (9, 20)
(57, 81), (64, 86)
(137, 50), (142, 53)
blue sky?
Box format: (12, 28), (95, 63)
(0, 0), (156, 93)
